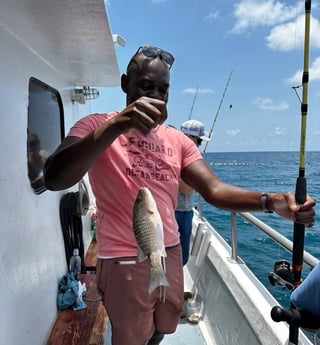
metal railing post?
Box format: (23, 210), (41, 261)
(230, 211), (238, 262)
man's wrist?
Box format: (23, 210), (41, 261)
(260, 193), (273, 213)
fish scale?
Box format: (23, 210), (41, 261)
(133, 187), (170, 299)
(134, 211), (162, 254)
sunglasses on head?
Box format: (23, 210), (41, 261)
(129, 45), (175, 70)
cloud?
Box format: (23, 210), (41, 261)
(205, 10), (220, 22)
(182, 88), (214, 94)
(267, 15), (320, 51)
(274, 127), (287, 135)
(286, 56), (320, 84)
(232, 0), (302, 34)
(226, 129), (240, 136)
(253, 97), (289, 111)
(313, 57), (320, 79)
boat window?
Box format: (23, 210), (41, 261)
(27, 77), (65, 194)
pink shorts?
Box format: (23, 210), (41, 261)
(96, 245), (184, 345)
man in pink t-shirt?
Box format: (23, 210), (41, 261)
(44, 45), (315, 345)
(68, 112), (201, 259)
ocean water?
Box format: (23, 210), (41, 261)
(201, 151), (320, 309)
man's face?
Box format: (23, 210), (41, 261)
(124, 56), (170, 105)
(188, 135), (202, 147)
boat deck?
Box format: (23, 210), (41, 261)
(162, 318), (207, 345)
(161, 266), (209, 345)
(104, 317), (207, 345)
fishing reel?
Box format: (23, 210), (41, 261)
(268, 260), (294, 290)
(271, 305), (320, 330)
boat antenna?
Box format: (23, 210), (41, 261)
(202, 70), (233, 155)
(270, 1), (312, 343)
(188, 86), (199, 120)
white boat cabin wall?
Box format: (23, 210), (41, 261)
(0, 1), (120, 344)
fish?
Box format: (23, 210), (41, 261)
(133, 187), (170, 299)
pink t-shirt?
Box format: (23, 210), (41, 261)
(68, 112), (202, 257)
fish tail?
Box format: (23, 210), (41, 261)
(148, 265), (170, 295)
(159, 286), (166, 303)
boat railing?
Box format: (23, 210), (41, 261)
(196, 194), (318, 268)
(197, 193), (318, 269)
(230, 211), (319, 269)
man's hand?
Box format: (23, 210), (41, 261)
(269, 192), (316, 227)
(114, 96), (167, 136)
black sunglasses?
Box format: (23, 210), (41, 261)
(128, 45), (175, 70)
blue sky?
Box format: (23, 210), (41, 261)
(93, 0), (320, 153)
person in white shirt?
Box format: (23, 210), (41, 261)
(175, 119), (210, 265)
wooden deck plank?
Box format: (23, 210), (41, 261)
(47, 274), (107, 345)
(85, 240), (98, 272)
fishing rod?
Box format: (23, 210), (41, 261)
(197, 70), (233, 219)
(188, 86), (199, 120)
(289, 1), (311, 342)
(202, 70), (233, 154)
(271, 1), (311, 344)
(292, 85), (302, 104)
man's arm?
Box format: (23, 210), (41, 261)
(44, 97), (168, 191)
(181, 159), (315, 226)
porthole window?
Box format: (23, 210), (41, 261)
(27, 78), (64, 194)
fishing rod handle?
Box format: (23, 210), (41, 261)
(271, 306), (301, 323)
(295, 176), (306, 204)
(271, 306), (320, 329)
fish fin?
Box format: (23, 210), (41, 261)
(137, 246), (147, 262)
(148, 265), (170, 295)
(161, 247), (167, 258)
(159, 286), (166, 303)
(161, 256), (167, 274)
(159, 257), (168, 302)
